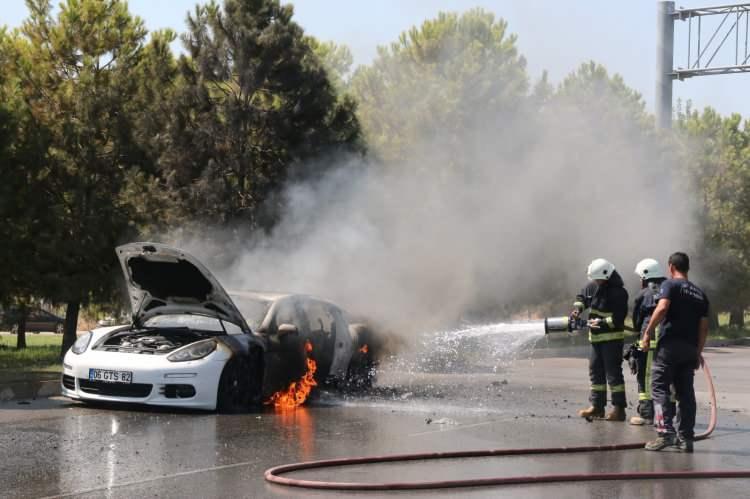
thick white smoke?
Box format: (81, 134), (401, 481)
(204, 84), (693, 335)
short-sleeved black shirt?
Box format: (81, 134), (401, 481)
(658, 278), (710, 346)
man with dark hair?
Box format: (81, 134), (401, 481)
(642, 252), (710, 452)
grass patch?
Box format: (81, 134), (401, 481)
(0, 334), (62, 348)
(0, 334), (63, 370)
(710, 326), (750, 341)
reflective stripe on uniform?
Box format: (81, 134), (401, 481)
(643, 349), (654, 400)
(605, 316), (614, 327)
(610, 384), (626, 393)
(591, 384), (607, 391)
(590, 309), (613, 317)
(588, 331), (625, 342)
(639, 318), (660, 348)
(639, 393), (650, 400)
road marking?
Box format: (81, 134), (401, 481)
(39, 459), (261, 499)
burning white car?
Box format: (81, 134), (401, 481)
(61, 242), (375, 412)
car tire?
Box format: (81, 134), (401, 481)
(217, 355), (262, 414)
(55, 323), (64, 334)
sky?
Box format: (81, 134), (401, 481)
(2, 0), (749, 118)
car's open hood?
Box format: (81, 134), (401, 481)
(116, 242), (250, 332)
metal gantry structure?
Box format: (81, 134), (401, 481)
(656, 1), (750, 128)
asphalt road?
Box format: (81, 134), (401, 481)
(1, 345), (749, 499)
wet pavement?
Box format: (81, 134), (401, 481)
(1, 344), (749, 499)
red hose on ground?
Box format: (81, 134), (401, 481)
(265, 359), (750, 490)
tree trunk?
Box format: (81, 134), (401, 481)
(708, 310), (720, 330)
(729, 308), (745, 328)
(60, 301), (80, 359)
(15, 305), (28, 350)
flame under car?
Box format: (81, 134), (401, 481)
(61, 242), (376, 412)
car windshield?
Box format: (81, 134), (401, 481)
(230, 296), (272, 331)
(142, 314), (242, 335)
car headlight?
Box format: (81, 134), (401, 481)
(167, 339), (217, 362)
(71, 332), (93, 354)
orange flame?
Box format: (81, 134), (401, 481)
(359, 344), (369, 354)
(266, 340), (317, 410)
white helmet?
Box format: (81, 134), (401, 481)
(634, 258), (665, 280)
(587, 258), (615, 280)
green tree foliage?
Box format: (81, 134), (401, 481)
(159, 0), (362, 232)
(555, 61), (650, 123)
(543, 61), (667, 198)
(0, 27), (56, 349)
(676, 107), (750, 325)
(11, 0), (172, 355)
(305, 38), (354, 91)
(350, 8), (528, 164)
(2, 1), (749, 341)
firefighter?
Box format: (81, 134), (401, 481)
(574, 258), (629, 421)
(629, 258), (667, 426)
(643, 252), (709, 452)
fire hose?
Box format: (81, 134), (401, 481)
(265, 359), (750, 490)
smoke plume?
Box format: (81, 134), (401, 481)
(186, 81), (692, 336)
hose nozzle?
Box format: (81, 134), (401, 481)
(544, 316), (588, 334)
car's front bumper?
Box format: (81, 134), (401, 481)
(61, 347), (231, 411)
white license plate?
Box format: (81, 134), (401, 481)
(88, 369), (132, 384)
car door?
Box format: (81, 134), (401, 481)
(26, 309), (45, 332)
(327, 305), (353, 380)
(302, 300), (352, 381)
(38, 310), (58, 332)
(303, 300), (336, 379)
(261, 297), (308, 396)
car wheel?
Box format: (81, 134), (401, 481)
(55, 323), (64, 334)
(216, 358), (252, 414)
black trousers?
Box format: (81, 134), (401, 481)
(635, 349), (654, 419)
(651, 340), (698, 438)
(589, 340), (626, 408)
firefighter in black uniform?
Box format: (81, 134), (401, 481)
(574, 258), (629, 421)
(642, 252), (710, 452)
(629, 258), (667, 425)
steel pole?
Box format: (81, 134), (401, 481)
(656, 1), (675, 128)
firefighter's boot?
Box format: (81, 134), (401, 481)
(645, 433), (677, 451)
(605, 406), (626, 422)
(578, 406), (604, 420)
(677, 436), (694, 454)
(629, 415), (653, 425)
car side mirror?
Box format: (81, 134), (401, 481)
(277, 323), (299, 336)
